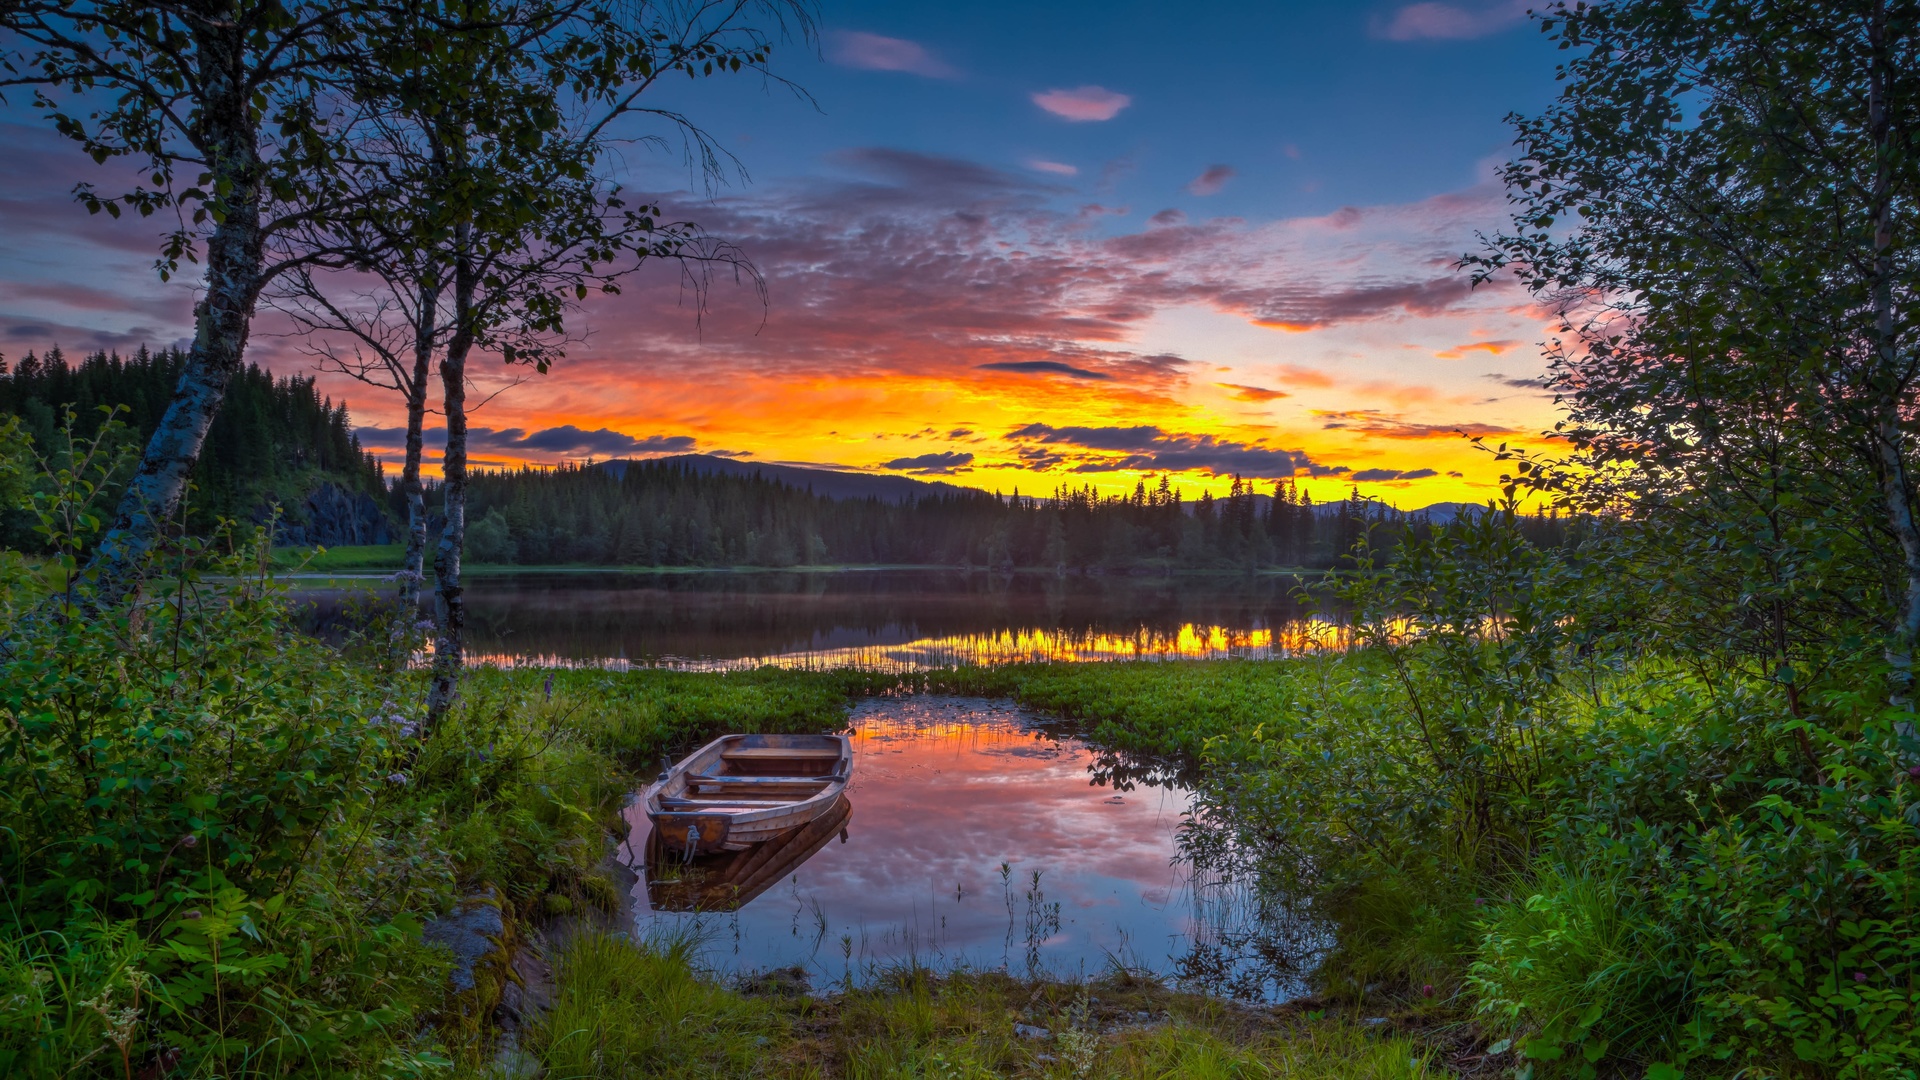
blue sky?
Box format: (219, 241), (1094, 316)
(626, 0), (1560, 223)
(0, 0), (1575, 503)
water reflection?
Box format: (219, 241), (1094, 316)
(645, 797), (854, 912)
(622, 697), (1325, 1000)
(299, 568), (1346, 670)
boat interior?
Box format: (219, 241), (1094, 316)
(653, 737), (847, 813)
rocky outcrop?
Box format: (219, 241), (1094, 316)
(268, 482), (395, 547)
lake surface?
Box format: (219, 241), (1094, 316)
(301, 568), (1342, 671)
(620, 698), (1323, 1000)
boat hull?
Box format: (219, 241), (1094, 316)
(645, 795), (853, 911)
(644, 733), (852, 855)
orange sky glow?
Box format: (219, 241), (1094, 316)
(333, 163), (1562, 509)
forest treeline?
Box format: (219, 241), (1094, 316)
(457, 459), (1580, 569)
(0, 346), (385, 547)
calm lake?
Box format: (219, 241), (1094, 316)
(299, 571), (1328, 997)
(302, 567), (1340, 670)
(621, 698), (1322, 1001)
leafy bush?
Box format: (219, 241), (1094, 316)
(1468, 857), (1689, 1076)
(0, 418), (452, 1076)
(1662, 710), (1920, 1076)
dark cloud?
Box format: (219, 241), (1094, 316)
(1350, 467), (1440, 483)
(1236, 275), (1475, 331)
(1315, 410), (1521, 441)
(0, 318), (181, 354)
(1148, 208), (1187, 227)
(880, 450), (975, 474)
(356, 425), (695, 458)
(1187, 165), (1236, 196)
(947, 428), (974, 439)
(1006, 423), (1165, 451)
(1006, 422), (1320, 478)
(978, 360), (1114, 381)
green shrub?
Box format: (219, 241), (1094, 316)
(1468, 856), (1689, 1077)
(0, 418), (453, 1076)
(1660, 711), (1920, 1076)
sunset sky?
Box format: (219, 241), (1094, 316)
(0, 0), (1566, 507)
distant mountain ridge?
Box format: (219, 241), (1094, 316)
(599, 454), (971, 505)
(599, 454), (1490, 519)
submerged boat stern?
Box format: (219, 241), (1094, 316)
(651, 811), (734, 856)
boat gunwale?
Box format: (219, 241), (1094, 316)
(644, 733), (851, 834)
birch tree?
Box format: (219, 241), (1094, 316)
(0, 2), (379, 603)
(273, 0), (791, 625)
(1475, 0), (1920, 693)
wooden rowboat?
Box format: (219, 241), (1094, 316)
(644, 795), (852, 912)
(643, 733), (852, 856)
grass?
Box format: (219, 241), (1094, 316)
(531, 930), (1443, 1080)
(273, 542), (407, 572)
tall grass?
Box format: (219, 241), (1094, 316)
(532, 935), (1440, 1080)
(534, 931), (793, 1080)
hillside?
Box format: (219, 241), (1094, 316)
(600, 454), (969, 505)
(0, 345), (392, 548)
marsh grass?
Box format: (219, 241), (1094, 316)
(533, 930), (794, 1079)
(532, 933), (1440, 1080)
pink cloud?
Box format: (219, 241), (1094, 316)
(1434, 339), (1520, 359)
(1375, 1), (1530, 41)
(1031, 85), (1132, 122)
(491, 149), (1515, 417)
(1187, 165), (1235, 196)
(829, 31), (957, 78)
(1026, 158), (1079, 176)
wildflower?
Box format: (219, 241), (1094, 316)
(1421, 983), (1434, 997)
(1908, 764), (1920, 779)
(414, 619), (437, 632)
(387, 772), (410, 785)
(179, 834), (198, 848)
(1855, 971), (1869, 983)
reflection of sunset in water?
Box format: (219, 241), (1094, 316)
(302, 570), (1352, 673)
(478, 619), (1346, 672)
(621, 697), (1322, 999)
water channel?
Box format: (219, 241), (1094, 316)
(621, 698), (1323, 1002)
(300, 571), (1330, 999)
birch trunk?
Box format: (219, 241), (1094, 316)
(426, 226), (474, 726)
(84, 27), (263, 605)
(398, 271), (442, 611)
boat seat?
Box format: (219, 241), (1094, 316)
(658, 799), (772, 812)
(692, 773), (832, 786)
(720, 747), (842, 760)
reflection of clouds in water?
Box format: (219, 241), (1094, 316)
(625, 696), (1322, 1001)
